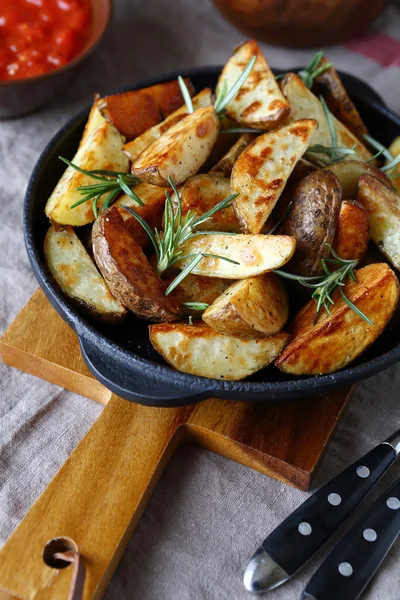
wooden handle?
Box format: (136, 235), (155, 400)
(0, 396), (188, 600)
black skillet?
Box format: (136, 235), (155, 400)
(24, 66), (400, 407)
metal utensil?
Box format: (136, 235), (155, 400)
(243, 429), (400, 593)
(302, 476), (400, 600)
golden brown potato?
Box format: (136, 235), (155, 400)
(231, 119), (318, 233)
(312, 58), (368, 141)
(99, 79), (195, 141)
(44, 225), (126, 322)
(202, 273), (288, 338)
(333, 200), (370, 263)
(167, 275), (231, 309)
(92, 207), (181, 322)
(114, 182), (167, 248)
(325, 160), (391, 199)
(357, 174), (400, 270)
(150, 321), (289, 380)
(210, 132), (257, 176)
(281, 170), (342, 276)
(79, 94), (105, 149)
(276, 263), (399, 375)
(388, 136), (400, 194)
(170, 173), (241, 232)
(131, 106), (220, 186)
(281, 74), (372, 162)
(218, 40), (290, 130)
(123, 88), (213, 163)
(45, 122), (129, 226)
(179, 234), (296, 278)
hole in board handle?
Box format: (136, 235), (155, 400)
(42, 537), (78, 569)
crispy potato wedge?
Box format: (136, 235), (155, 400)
(150, 322), (289, 380)
(114, 182), (167, 247)
(276, 263), (399, 375)
(218, 40), (290, 130)
(99, 79), (195, 141)
(45, 122), (129, 226)
(357, 174), (400, 270)
(333, 200), (370, 263)
(167, 274), (231, 310)
(44, 225), (126, 321)
(210, 132), (257, 176)
(203, 273), (288, 339)
(170, 173), (241, 232)
(92, 207), (181, 322)
(131, 106), (220, 186)
(231, 119), (318, 233)
(313, 58), (368, 141)
(79, 94), (105, 149)
(281, 74), (371, 162)
(123, 88), (213, 163)
(282, 170), (342, 276)
(325, 160), (391, 199)
(178, 234), (296, 278)
(388, 136), (400, 194)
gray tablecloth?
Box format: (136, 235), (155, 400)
(1, 1), (400, 598)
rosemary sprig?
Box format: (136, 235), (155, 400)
(123, 175), (239, 294)
(298, 51), (333, 88)
(363, 134), (400, 176)
(275, 245), (373, 325)
(59, 157), (142, 218)
(178, 76), (194, 114)
(182, 302), (210, 311)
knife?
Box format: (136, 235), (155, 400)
(243, 429), (400, 593)
(302, 476), (400, 600)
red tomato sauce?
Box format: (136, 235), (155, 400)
(0, 0), (91, 81)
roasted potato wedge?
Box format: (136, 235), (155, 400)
(218, 40), (290, 130)
(357, 174), (400, 270)
(45, 122), (129, 226)
(313, 58), (368, 141)
(167, 274), (231, 309)
(99, 79), (195, 141)
(388, 136), (400, 194)
(123, 88), (213, 163)
(79, 94), (105, 149)
(325, 160), (391, 199)
(131, 106), (220, 186)
(231, 119), (318, 233)
(276, 263), (399, 375)
(210, 132), (257, 176)
(178, 234), (296, 278)
(170, 173), (241, 232)
(281, 74), (371, 162)
(44, 225), (126, 322)
(282, 170), (342, 276)
(333, 200), (370, 263)
(150, 322), (289, 380)
(202, 273), (288, 339)
(114, 182), (167, 248)
(92, 207), (181, 322)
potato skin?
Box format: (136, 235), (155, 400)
(92, 207), (181, 322)
(276, 263), (399, 375)
(282, 169), (342, 276)
(333, 200), (370, 263)
(202, 273), (289, 339)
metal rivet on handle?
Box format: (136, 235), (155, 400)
(338, 562), (353, 577)
(356, 466), (370, 479)
(328, 493), (342, 506)
(298, 522), (312, 536)
(387, 497), (400, 510)
(363, 528), (377, 542)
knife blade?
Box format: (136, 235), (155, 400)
(302, 476), (400, 600)
(243, 429), (400, 594)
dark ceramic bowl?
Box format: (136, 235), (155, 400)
(0, 0), (111, 119)
(24, 66), (400, 407)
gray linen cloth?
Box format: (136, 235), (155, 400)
(1, 1), (400, 598)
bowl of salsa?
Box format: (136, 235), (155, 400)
(0, 0), (111, 118)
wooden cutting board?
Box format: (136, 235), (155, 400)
(0, 289), (353, 599)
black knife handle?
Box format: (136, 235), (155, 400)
(302, 477), (400, 600)
(262, 443), (396, 576)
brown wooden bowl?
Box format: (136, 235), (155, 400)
(212, 0), (390, 48)
(0, 0), (111, 119)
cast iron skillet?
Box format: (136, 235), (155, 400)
(25, 66), (400, 407)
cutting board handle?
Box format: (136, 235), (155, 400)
(0, 396), (187, 600)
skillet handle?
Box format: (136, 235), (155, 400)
(78, 334), (212, 407)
